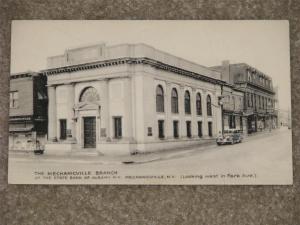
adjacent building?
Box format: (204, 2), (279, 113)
(212, 61), (277, 134)
(9, 72), (48, 151)
(220, 85), (245, 133)
(43, 43), (225, 155)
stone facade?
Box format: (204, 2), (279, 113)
(43, 43), (224, 155)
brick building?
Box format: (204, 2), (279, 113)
(212, 61), (277, 134)
(9, 72), (48, 151)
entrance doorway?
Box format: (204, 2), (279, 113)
(60, 119), (67, 140)
(208, 121), (213, 137)
(83, 117), (96, 148)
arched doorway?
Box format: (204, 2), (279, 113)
(78, 87), (100, 148)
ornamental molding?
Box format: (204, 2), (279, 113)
(42, 57), (226, 86)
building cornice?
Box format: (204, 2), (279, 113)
(42, 57), (226, 86)
(246, 82), (275, 95)
(10, 72), (43, 80)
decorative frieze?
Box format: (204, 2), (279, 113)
(42, 57), (226, 86)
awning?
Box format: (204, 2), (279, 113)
(9, 124), (34, 133)
(9, 116), (32, 122)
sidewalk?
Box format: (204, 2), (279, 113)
(9, 139), (217, 165)
(9, 128), (283, 165)
(246, 127), (282, 139)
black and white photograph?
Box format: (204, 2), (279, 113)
(8, 20), (292, 185)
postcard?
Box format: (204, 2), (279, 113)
(8, 20), (292, 185)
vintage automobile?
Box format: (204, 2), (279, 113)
(216, 130), (243, 145)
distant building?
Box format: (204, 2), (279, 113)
(9, 72), (48, 151)
(43, 43), (225, 155)
(211, 61), (277, 134)
(278, 109), (291, 127)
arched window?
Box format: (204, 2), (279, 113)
(156, 85), (164, 112)
(79, 87), (100, 102)
(196, 93), (202, 115)
(207, 95), (212, 116)
(184, 90), (191, 114)
(171, 88), (178, 113)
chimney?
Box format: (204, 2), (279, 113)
(221, 60), (230, 83)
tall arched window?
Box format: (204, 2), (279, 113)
(156, 85), (164, 112)
(171, 88), (178, 113)
(196, 93), (202, 115)
(184, 90), (191, 114)
(79, 87), (100, 103)
(207, 95), (212, 116)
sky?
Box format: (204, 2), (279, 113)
(10, 20), (291, 110)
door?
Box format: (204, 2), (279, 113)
(197, 121), (202, 137)
(186, 121), (191, 138)
(83, 117), (96, 148)
(208, 121), (213, 137)
(60, 119), (67, 140)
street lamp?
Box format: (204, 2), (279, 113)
(207, 95), (226, 135)
(218, 95), (226, 135)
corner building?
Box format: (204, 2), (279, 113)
(44, 43), (224, 155)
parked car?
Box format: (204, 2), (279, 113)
(216, 130), (243, 145)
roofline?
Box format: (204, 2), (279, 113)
(237, 63), (272, 80)
(42, 57), (226, 86)
(52, 42), (217, 74)
(210, 62), (272, 80)
(10, 71), (44, 80)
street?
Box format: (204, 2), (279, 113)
(8, 127), (293, 185)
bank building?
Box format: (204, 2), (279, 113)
(43, 43), (226, 155)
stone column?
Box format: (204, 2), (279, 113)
(101, 79), (111, 141)
(67, 83), (76, 142)
(191, 88), (197, 138)
(178, 85), (185, 138)
(47, 85), (57, 142)
(202, 91), (209, 137)
(124, 78), (133, 140)
(165, 82), (172, 139)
